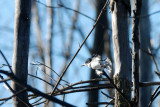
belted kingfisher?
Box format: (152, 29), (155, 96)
(82, 55), (112, 76)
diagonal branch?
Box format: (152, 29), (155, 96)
(34, 0), (96, 21)
(0, 88), (27, 106)
(148, 86), (160, 107)
(0, 70), (75, 107)
(50, 0), (110, 96)
(102, 71), (131, 106)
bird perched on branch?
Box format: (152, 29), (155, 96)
(82, 55), (112, 76)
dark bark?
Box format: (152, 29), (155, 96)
(88, 0), (107, 107)
(12, 0), (31, 106)
(139, 0), (152, 107)
(132, 0), (142, 106)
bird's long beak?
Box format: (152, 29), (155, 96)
(81, 64), (86, 67)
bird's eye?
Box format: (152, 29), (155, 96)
(85, 58), (91, 63)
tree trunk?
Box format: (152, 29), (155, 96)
(12, 0), (31, 107)
(139, 0), (152, 106)
(44, 0), (54, 106)
(32, 1), (45, 63)
(132, 0), (142, 106)
(111, 0), (132, 106)
(88, 0), (107, 106)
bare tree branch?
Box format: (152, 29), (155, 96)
(28, 74), (54, 87)
(86, 102), (114, 105)
(148, 48), (160, 73)
(34, 0), (96, 21)
(101, 91), (115, 100)
(132, 0), (142, 105)
(55, 84), (113, 95)
(50, 0), (109, 96)
(148, 86), (160, 107)
(102, 71), (131, 105)
(0, 50), (13, 73)
(31, 97), (43, 105)
(139, 82), (160, 87)
(0, 88), (27, 106)
(0, 78), (10, 83)
(31, 61), (70, 84)
(0, 70), (75, 107)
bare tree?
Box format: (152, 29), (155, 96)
(140, 0), (152, 106)
(88, 0), (107, 106)
(44, 0), (54, 106)
(132, 0), (142, 106)
(110, 0), (132, 106)
(1, 0), (160, 107)
(32, 1), (45, 63)
(11, 0), (31, 106)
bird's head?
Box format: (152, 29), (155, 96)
(81, 58), (92, 67)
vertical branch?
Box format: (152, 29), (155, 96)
(62, 0), (80, 72)
(46, 0), (80, 105)
(12, 0), (31, 106)
(44, 0), (54, 106)
(32, 1), (45, 63)
(111, 0), (132, 106)
(132, 0), (142, 106)
(49, 0), (109, 97)
(88, 0), (107, 106)
(139, 0), (152, 107)
(45, 0), (54, 94)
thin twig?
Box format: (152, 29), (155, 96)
(36, 0), (160, 20)
(139, 82), (160, 87)
(31, 62), (70, 84)
(148, 86), (160, 107)
(54, 78), (109, 94)
(102, 71), (132, 106)
(35, 0), (96, 21)
(0, 51), (32, 107)
(151, 86), (160, 100)
(101, 91), (114, 99)
(0, 78), (11, 83)
(55, 84), (113, 95)
(0, 74), (31, 107)
(28, 95), (39, 100)
(129, 10), (160, 19)
(34, 61), (60, 76)
(0, 64), (12, 68)
(105, 99), (114, 107)
(148, 48), (160, 73)
(32, 100), (46, 106)
(0, 70), (75, 107)
(86, 102), (114, 105)
(0, 88), (27, 106)
(31, 64), (57, 83)
(155, 71), (160, 78)
(55, 86), (112, 95)
(31, 97), (44, 105)
(0, 50), (13, 73)
(140, 47), (160, 78)
(50, 0), (109, 97)
(28, 74), (54, 87)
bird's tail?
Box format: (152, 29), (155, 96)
(105, 58), (112, 65)
(105, 58), (112, 73)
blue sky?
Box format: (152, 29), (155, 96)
(0, 0), (160, 107)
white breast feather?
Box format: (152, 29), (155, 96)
(95, 70), (103, 76)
